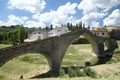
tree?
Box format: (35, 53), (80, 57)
(78, 21), (82, 29)
(18, 26), (26, 44)
(87, 26), (90, 30)
(83, 23), (85, 29)
(45, 26), (49, 30)
(67, 22), (70, 28)
(50, 24), (53, 30)
(75, 24), (79, 29)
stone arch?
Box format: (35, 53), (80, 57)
(82, 32), (99, 56)
(0, 29), (118, 75)
(0, 42), (51, 68)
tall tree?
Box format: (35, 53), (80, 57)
(67, 22), (70, 29)
(87, 26), (90, 30)
(18, 26), (26, 43)
(78, 21), (82, 29)
(83, 23), (85, 29)
(50, 24), (53, 30)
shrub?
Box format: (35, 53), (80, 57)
(84, 66), (97, 78)
(67, 67), (85, 78)
(59, 68), (65, 78)
(74, 68), (85, 77)
(72, 37), (89, 44)
(68, 67), (75, 78)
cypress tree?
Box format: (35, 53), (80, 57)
(18, 26), (26, 44)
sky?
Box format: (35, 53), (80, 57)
(0, 0), (120, 28)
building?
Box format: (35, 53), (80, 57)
(91, 27), (108, 37)
(24, 30), (49, 42)
(24, 27), (69, 42)
(29, 30), (49, 40)
(48, 27), (69, 37)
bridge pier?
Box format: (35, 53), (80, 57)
(46, 55), (62, 73)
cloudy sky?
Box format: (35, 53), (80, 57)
(0, 0), (120, 28)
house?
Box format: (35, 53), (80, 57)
(24, 30), (49, 42)
(48, 27), (69, 37)
(91, 27), (108, 37)
(24, 26), (69, 42)
(29, 30), (49, 40)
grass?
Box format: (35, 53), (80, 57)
(19, 54), (47, 64)
(66, 46), (78, 54)
(0, 44), (11, 49)
(114, 48), (120, 53)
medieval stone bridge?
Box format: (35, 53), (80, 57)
(0, 29), (118, 73)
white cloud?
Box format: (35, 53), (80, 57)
(103, 9), (120, 26)
(25, 20), (45, 28)
(0, 20), (4, 26)
(0, 14), (45, 28)
(78, 0), (120, 13)
(91, 21), (100, 27)
(5, 15), (28, 26)
(78, 0), (120, 27)
(32, 2), (77, 26)
(8, 0), (46, 13)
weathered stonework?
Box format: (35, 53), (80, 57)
(0, 29), (118, 73)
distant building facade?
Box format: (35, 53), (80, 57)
(48, 27), (69, 37)
(91, 27), (108, 37)
(25, 27), (69, 42)
(29, 30), (48, 40)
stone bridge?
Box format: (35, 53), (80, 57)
(0, 29), (118, 73)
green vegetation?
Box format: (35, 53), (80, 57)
(84, 66), (97, 78)
(106, 60), (118, 64)
(0, 26), (26, 45)
(0, 44), (11, 49)
(19, 54), (46, 64)
(114, 48), (120, 53)
(18, 26), (26, 43)
(66, 46), (78, 54)
(68, 67), (75, 77)
(73, 37), (89, 44)
(67, 67), (85, 78)
(59, 68), (65, 78)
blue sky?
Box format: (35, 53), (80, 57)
(0, 0), (120, 28)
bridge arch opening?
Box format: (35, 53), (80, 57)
(0, 53), (50, 79)
(62, 43), (93, 67)
(62, 32), (99, 67)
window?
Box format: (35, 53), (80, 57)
(57, 30), (61, 31)
(33, 32), (36, 34)
(38, 32), (41, 34)
(102, 32), (104, 35)
(97, 33), (99, 35)
(94, 33), (96, 35)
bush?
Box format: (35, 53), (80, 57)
(72, 37), (89, 44)
(74, 68), (85, 77)
(68, 67), (75, 78)
(84, 66), (97, 78)
(59, 68), (65, 78)
(67, 67), (85, 78)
